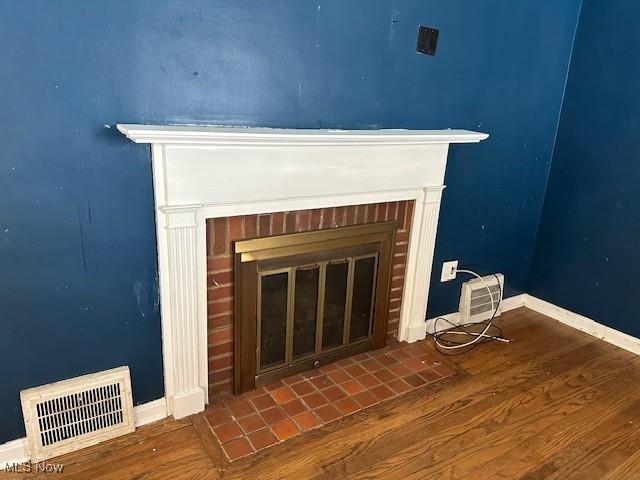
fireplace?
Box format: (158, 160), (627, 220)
(206, 202), (413, 397)
(233, 221), (397, 392)
(116, 124), (488, 418)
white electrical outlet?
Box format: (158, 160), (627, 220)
(441, 260), (458, 282)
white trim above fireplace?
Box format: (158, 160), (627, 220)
(115, 124), (486, 146)
(117, 124), (488, 420)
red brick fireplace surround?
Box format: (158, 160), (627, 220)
(206, 201), (414, 398)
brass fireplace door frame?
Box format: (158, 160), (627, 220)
(233, 221), (398, 394)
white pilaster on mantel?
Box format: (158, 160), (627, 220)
(118, 124), (488, 419)
(162, 208), (205, 418)
(151, 206), (205, 418)
(399, 186), (446, 342)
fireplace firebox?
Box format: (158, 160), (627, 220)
(234, 222), (397, 393)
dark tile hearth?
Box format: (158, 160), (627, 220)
(204, 338), (456, 461)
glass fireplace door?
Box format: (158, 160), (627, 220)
(234, 221), (398, 393)
(256, 249), (378, 377)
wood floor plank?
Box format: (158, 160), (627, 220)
(59, 425), (211, 480)
(3, 424), (211, 480)
(224, 331), (607, 479)
(3, 308), (640, 480)
(368, 348), (640, 480)
(51, 417), (189, 469)
(458, 363), (640, 478)
(455, 310), (595, 376)
(524, 398), (640, 480)
(190, 413), (227, 473)
(601, 447), (640, 479)
(317, 341), (635, 480)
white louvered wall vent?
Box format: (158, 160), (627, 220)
(459, 273), (504, 324)
(20, 366), (134, 462)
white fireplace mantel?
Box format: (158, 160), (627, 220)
(117, 124), (488, 419)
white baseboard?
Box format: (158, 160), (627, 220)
(426, 294), (525, 333)
(524, 295), (640, 356)
(133, 398), (167, 427)
(1, 397), (167, 467)
(0, 438), (29, 466)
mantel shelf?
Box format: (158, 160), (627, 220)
(116, 124), (488, 146)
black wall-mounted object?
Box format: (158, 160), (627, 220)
(416, 25), (439, 56)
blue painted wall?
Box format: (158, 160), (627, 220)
(530, 0), (640, 338)
(0, 1), (581, 443)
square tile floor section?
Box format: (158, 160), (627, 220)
(204, 339), (456, 461)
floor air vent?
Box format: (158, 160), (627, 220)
(459, 273), (504, 324)
(20, 366), (134, 461)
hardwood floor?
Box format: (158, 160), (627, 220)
(4, 307), (640, 479)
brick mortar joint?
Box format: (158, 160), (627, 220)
(208, 297), (234, 304)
